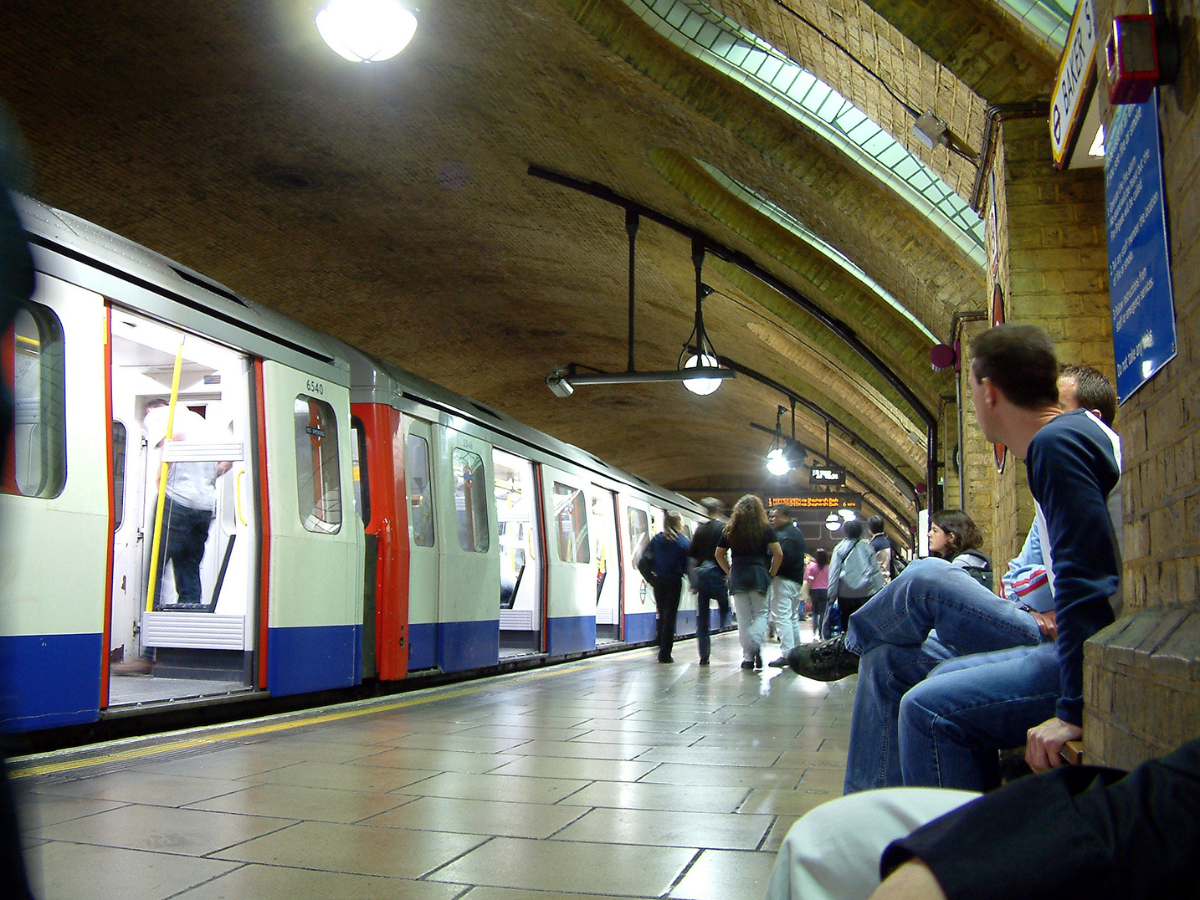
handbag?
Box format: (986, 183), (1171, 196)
(636, 537), (657, 582)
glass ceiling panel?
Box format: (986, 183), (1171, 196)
(997, 0), (1073, 46)
(693, 159), (938, 343)
(626, 0), (986, 263)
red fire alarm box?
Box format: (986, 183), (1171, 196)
(1107, 14), (1159, 104)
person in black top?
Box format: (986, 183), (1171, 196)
(644, 511), (691, 663)
(687, 497), (728, 665)
(766, 505), (807, 667)
(716, 495), (782, 670)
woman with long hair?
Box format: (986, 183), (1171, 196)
(806, 548), (832, 638)
(927, 509), (992, 585)
(642, 510), (691, 663)
(716, 495), (782, 670)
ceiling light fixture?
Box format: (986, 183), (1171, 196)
(765, 402), (805, 476)
(678, 240), (726, 395)
(315, 0), (417, 63)
(545, 218), (734, 395)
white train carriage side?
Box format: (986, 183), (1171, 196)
(0, 197), (706, 737)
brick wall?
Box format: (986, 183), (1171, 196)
(1082, 0), (1200, 768)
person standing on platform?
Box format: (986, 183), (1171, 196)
(827, 518), (884, 629)
(767, 505), (807, 667)
(687, 497), (729, 666)
(868, 515), (892, 585)
(805, 548), (832, 638)
(716, 495), (782, 670)
(645, 510), (690, 664)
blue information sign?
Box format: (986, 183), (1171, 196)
(1105, 89), (1177, 403)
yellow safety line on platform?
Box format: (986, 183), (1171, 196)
(14, 648), (656, 779)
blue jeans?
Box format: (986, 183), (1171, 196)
(842, 558), (1044, 794)
(695, 563), (728, 662)
(155, 496), (214, 605)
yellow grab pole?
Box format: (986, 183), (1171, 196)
(145, 337), (186, 613)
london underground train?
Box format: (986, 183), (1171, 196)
(0, 195), (709, 739)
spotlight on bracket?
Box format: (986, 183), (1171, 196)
(913, 111), (950, 150)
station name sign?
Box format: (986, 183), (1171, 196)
(809, 465), (846, 486)
(1051, 0), (1098, 168)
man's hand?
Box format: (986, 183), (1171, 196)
(1028, 609), (1057, 639)
(1026, 717), (1082, 772)
(869, 861), (947, 900)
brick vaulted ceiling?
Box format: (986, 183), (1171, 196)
(0, 0), (1061, 531)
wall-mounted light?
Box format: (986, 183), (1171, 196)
(315, 0), (417, 63)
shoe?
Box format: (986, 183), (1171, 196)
(786, 635), (859, 681)
(753, 652), (763, 669)
(698, 659), (710, 666)
(768, 657), (788, 668)
(740, 660), (755, 670)
(658, 656), (674, 664)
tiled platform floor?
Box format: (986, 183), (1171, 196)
(11, 627), (855, 899)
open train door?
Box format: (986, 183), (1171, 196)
(107, 310), (259, 706)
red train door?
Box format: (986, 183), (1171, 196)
(351, 402), (410, 679)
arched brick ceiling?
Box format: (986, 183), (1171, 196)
(0, 0), (1060, 528)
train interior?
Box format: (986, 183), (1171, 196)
(108, 310), (257, 707)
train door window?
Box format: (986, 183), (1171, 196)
(350, 416), (369, 526)
(294, 395), (342, 533)
(553, 482), (590, 564)
(112, 421), (127, 530)
(3, 303), (66, 498)
(406, 433), (434, 546)
(627, 506), (649, 556)
(452, 447), (488, 552)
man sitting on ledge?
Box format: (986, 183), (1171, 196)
(788, 328), (1122, 793)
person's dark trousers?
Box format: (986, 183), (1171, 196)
(155, 496), (214, 604)
(654, 578), (683, 661)
(695, 564), (729, 662)
(0, 755), (32, 899)
(810, 588), (829, 638)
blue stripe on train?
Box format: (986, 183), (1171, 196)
(624, 610), (658, 644)
(546, 614), (595, 656)
(407, 621), (437, 670)
(267, 624), (361, 697)
(0, 632), (102, 731)
(437, 619), (499, 673)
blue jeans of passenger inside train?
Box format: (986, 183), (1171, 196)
(154, 496), (214, 606)
(841, 557), (1045, 795)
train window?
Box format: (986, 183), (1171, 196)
(553, 482), (590, 564)
(406, 434), (434, 546)
(293, 395), (342, 533)
(350, 416), (369, 526)
(112, 421), (127, 530)
(452, 447), (489, 553)
(627, 507), (649, 558)
(3, 304), (66, 498)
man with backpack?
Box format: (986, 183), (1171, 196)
(828, 519), (885, 627)
(868, 516), (892, 586)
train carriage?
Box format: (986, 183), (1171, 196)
(0, 197), (709, 739)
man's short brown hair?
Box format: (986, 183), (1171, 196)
(970, 324), (1059, 411)
(1060, 363), (1117, 427)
